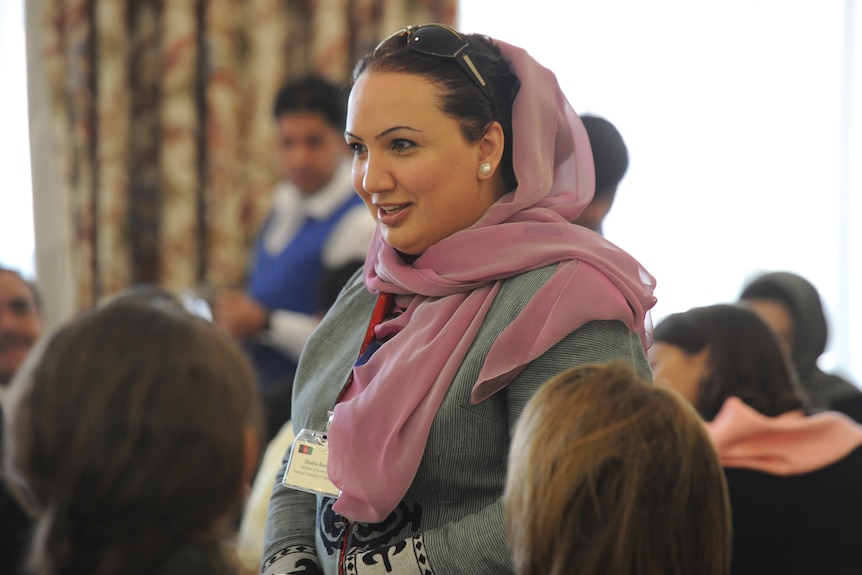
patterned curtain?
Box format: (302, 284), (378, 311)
(27, 0), (457, 317)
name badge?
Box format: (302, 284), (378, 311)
(282, 427), (341, 498)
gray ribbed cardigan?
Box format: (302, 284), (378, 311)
(263, 263), (651, 575)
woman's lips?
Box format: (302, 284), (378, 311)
(376, 203), (411, 225)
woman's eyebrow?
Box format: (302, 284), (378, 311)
(345, 126), (422, 141)
(374, 126), (421, 139)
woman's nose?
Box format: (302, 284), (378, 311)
(360, 154), (395, 194)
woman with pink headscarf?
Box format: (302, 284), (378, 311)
(262, 24), (656, 575)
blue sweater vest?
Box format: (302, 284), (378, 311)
(246, 191), (365, 387)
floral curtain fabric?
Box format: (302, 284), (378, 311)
(28, 0), (456, 315)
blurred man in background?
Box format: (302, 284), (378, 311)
(574, 114), (629, 236)
(1, 266), (44, 574)
(213, 76), (374, 441)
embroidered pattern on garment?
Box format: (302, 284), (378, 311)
(319, 497), (423, 556)
(262, 544), (322, 574)
(344, 535), (432, 575)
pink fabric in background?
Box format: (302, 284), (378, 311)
(707, 397), (862, 475)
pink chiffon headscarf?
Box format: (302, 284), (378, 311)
(327, 38), (657, 523)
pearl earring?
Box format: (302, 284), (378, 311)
(479, 162), (492, 176)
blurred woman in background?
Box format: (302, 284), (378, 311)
(4, 296), (262, 575)
(651, 303), (862, 575)
(504, 361), (730, 575)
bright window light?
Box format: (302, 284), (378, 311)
(459, 0), (861, 385)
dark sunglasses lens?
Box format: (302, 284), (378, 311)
(409, 25), (466, 57)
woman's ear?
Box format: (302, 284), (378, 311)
(478, 121), (505, 180)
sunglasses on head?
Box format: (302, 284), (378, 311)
(376, 23), (496, 112)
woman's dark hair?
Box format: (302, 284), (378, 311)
(4, 299), (261, 575)
(652, 303), (809, 420)
(353, 27), (521, 193)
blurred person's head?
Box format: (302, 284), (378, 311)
(504, 361), (731, 575)
(573, 114), (629, 235)
(739, 271), (828, 376)
(4, 297), (262, 575)
(0, 267), (44, 387)
(272, 75), (350, 196)
(650, 303), (808, 420)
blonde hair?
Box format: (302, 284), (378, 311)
(504, 361), (731, 575)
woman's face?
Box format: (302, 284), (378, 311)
(346, 71), (499, 256)
(648, 342), (710, 406)
(745, 298), (795, 360)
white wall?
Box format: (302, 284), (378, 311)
(0, 0), (35, 278)
(459, 0), (862, 385)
